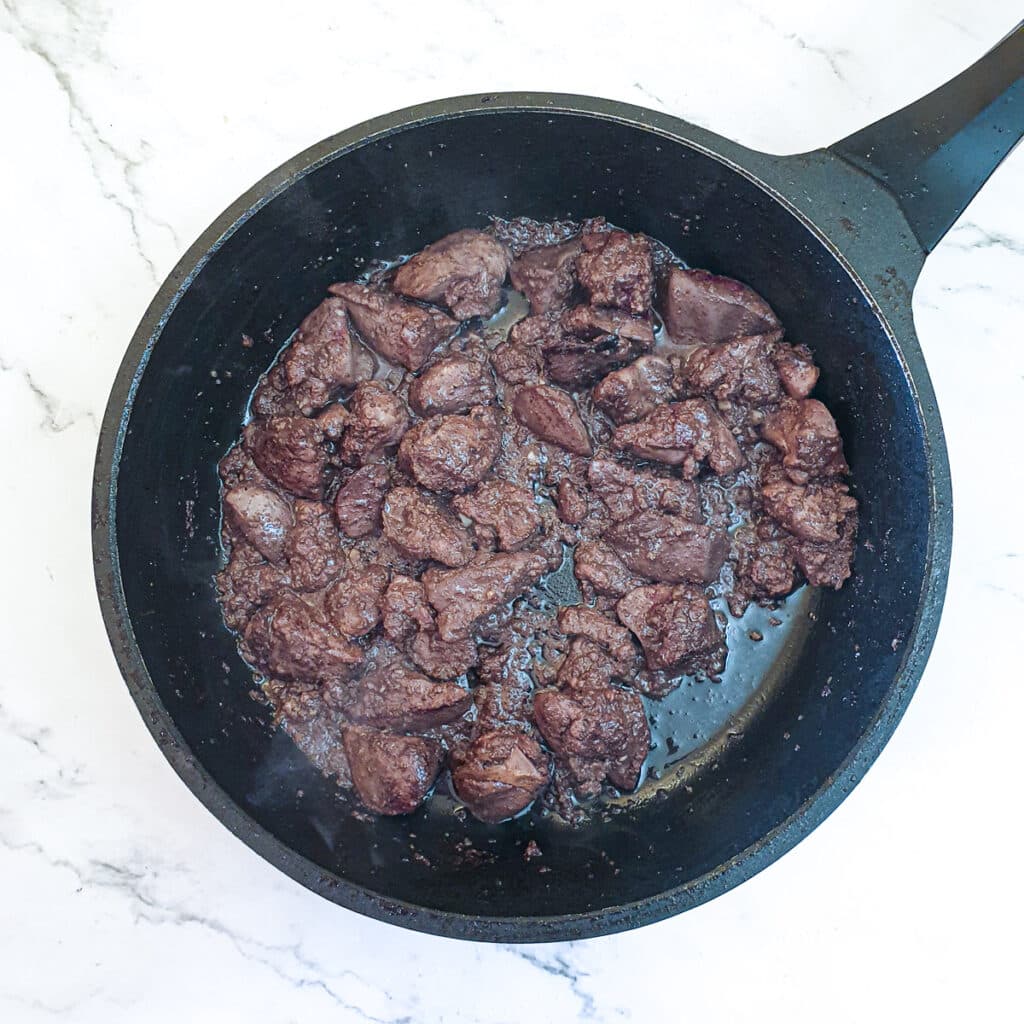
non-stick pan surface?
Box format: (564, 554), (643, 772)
(93, 29), (1021, 941)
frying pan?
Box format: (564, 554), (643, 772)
(92, 26), (1023, 942)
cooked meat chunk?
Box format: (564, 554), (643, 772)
(283, 500), (345, 591)
(453, 481), (541, 550)
(761, 475), (858, 543)
(662, 267), (780, 345)
(675, 334), (782, 404)
(282, 297), (374, 414)
(587, 457), (701, 521)
(398, 406), (501, 492)
(533, 686), (649, 795)
(215, 543), (291, 631)
(612, 399), (744, 477)
(251, 364), (301, 418)
(324, 565), (388, 637)
(554, 477), (588, 524)
(773, 342), (819, 398)
(346, 667), (471, 731)
(392, 229), (511, 319)
(243, 416), (327, 499)
(263, 679), (351, 783)
(557, 637), (617, 690)
(490, 334), (545, 384)
(512, 385), (592, 456)
(315, 402), (350, 441)
(573, 540), (642, 598)
(509, 237), (582, 314)
(729, 524), (798, 614)
(381, 486), (474, 566)
(557, 606), (637, 675)
(328, 282), (456, 371)
(243, 591), (362, 683)
(593, 355), (676, 424)
(451, 729), (550, 823)
(793, 509), (858, 589)
(561, 305), (655, 346)
(338, 381), (410, 465)
(475, 642), (536, 730)
(762, 398), (848, 484)
(342, 727), (442, 815)
(333, 464), (389, 538)
(380, 574), (434, 641)
(616, 583), (723, 673)
(409, 629), (479, 679)
(604, 511), (728, 584)
(223, 486), (294, 564)
(408, 353), (496, 416)
(423, 551), (549, 641)
(576, 230), (653, 314)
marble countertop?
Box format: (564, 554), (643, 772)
(2, 1), (1021, 1020)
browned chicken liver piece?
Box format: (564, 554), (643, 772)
(408, 352), (496, 416)
(391, 229), (511, 319)
(662, 267), (780, 345)
(333, 464), (389, 538)
(338, 381), (411, 466)
(243, 416), (327, 499)
(489, 314), (553, 384)
(423, 551), (550, 641)
(532, 686), (649, 794)
(342, 726), (443, 815)
(453, 480), (542, 550)
(222, 486), (294, 564)
(616, 583), (723, 673)
(675, 333), (783, 404)
(509, 237), (582, 314)
(554, 477), (588, 524)
(773, 342), (820, 398)
(761, 397), (848, 484)
(215, 543), (291, 631)
(475, 642), (536, 731)
(281, 297), (375, 414)
(263, 679), (351, 784)
(381, 486), (475, 567)
(512, 384), (592, 456)
(380, 574), (434, 641)
(587, 457), (701, 521)
(557, 637), (617, 691)
(409, 629), (479, 679)
(612, 399), (744, 477)
(561, 304), (655, 346)
(576, 230), (653, 315)
(604, 511), (729, 584)
(540, 305), (654, 386)
(328, 282), (456, 371)
(451, 729), (550, 823)
(761, 475), (858, 544)
(324, 565), (389, 637)
(251, 364), (301, 418)
(557, 606), (638, 675)
(729, 524), (798, 614)
(573, 539), (642, 598)
(398, 405), (501, 492)
(315, 402), (350, 440)
(283, 500), (345, 591)
(793, 510), (858, 589)
(345, 666), (471, 731)
(243, 591), (363, 683)
(593, 355), (676, 424)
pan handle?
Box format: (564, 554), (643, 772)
(830, 21), (1023, 253)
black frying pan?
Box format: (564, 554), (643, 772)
(92, 26), (1023, 942)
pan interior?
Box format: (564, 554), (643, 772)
(112, 110), (929, 920)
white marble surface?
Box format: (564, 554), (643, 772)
(1, 0), (1021, 1020)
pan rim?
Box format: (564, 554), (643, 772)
(91, 91), (952, 942)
